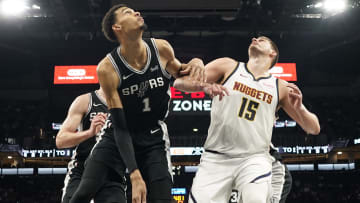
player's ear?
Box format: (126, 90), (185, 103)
(270, 49), (277, 59)
(112, 24), (122, 32)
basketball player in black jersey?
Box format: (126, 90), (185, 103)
(269, 144), (292, 203)
(57, 88), (126, 203)
(69, 4), (227, 203)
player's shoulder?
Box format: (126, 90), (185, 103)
(206, 57), (238, 74)
(74, 93), (91, 106)
(69, 93), (91, 114)
(152, 38), (174, 60)
(277, 78), (289, 89)
(207, 57), (238, 67)
(98, 56), (112, 68)
(277, 78), (290, 103)
(97, 56), (115, 75)
(152, 38), (169, 47)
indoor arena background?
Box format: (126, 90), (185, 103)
(0, 0), (359, 202)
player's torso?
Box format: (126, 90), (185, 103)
(72, 91), (108, 167)
(105, 38), (172, 148)
(205, 62), (279, 156)
(107, 38), (171, 132)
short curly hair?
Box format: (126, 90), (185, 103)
(101, 4), (127, 42)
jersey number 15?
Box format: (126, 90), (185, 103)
(238, 97), (259, 121)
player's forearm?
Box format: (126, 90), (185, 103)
(109, 108), (138, 173)
(297, 105), (321, 135)
(188, 58), (203, 65)
(173, 76), (207, 93)
(56, 130), (93, 149)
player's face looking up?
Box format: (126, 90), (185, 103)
(113, 7), (147, 34)
(248, 36), (279, 69)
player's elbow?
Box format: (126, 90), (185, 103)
(55, 134), (65, 149)
(313, 125), (321, 135)
(173, 79), (182, 90)
(307, 125), (320, 135)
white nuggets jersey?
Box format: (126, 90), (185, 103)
(205, 62), (279, 157)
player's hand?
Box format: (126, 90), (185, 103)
(180, 58), (206, 83)
(203, 83), (229, 101)
(130, 170), (147, 203)
(89, 113), (107, 136)
(287, 83), (303, 111)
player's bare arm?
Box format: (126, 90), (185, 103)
(204, 57), (238, 84)
(278, 79), (320, 135)
(97, 57), (147, 203)
(97, 58), (122, 109)
(56, 94), (107, 149)
(173, 57), (236, 100)
(154, 38), (205, 81)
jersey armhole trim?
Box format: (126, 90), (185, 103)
(106, 53), (122, 88)
(221, 61), (240, 85)
(94, 90), (108, 107)
(150, 38), (172, 79)
(79, 93), (92, 132)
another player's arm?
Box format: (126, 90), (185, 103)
(154, 38), (205, 80)
(56, 94), (106, 149)
(279, 79), (320, 135)
(155, 39), (229, 98)
(97, 57), (146, 203)
(174, 57), (235, 98)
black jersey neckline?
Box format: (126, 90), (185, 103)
(117, 40), (152, 75)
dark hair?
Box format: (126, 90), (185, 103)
(101, 4), (127, 42)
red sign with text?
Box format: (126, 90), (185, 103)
(270, 63), (297, 81)
(54, 65), (98, 84)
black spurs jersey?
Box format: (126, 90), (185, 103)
(105, 38), (172, 148)
(107, 38), (172, 131)
(68, 91), (108, 172)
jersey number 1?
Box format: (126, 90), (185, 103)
(142, 97), (151, 112)
(238, 97), (259, 121)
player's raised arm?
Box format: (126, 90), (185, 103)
(56, 94), (106, 149)
(204, 57), (238, 84)
(154, 38), (205, 81)
(278, 79), (320, 135)
(174, 57), (236, 99)
(155, 39), (229, 99)
(97, 57), (147, 203)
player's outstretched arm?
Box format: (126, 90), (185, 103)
(56, 94), (107, 149)
(173, 57), (237, 99)
(154, 38), (206, 81)
(279, 79), (320, 135)
(97, 57), (147, 203)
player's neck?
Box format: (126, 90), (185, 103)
(120, 38), (147, 69)
(247, 56), (271, 78)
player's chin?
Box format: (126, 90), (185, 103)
(140, 23), (148, 31)
(249, 46), (263, 54)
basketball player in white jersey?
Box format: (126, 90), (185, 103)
(229, 143), (293, 203)
(175, 36), (320, 203)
